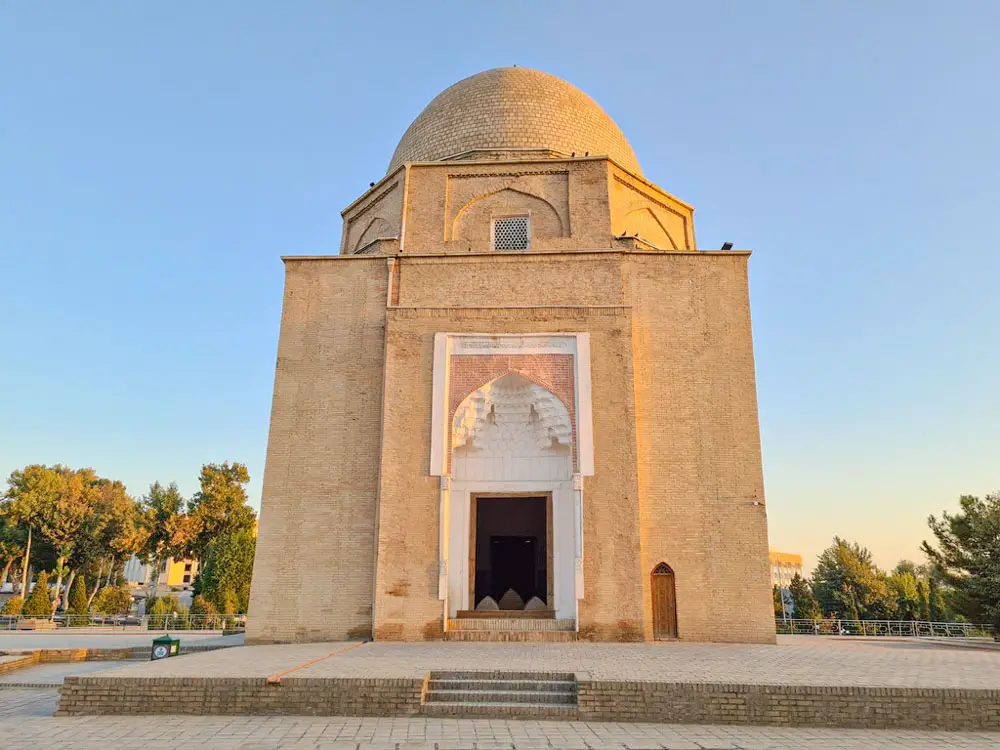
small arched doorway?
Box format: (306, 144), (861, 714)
(651, 562), (678, 639)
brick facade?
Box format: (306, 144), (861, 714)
(246, 67), (774, 646)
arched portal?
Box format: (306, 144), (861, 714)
(446, 373), (576, 619)
(651, 562), (678, 639)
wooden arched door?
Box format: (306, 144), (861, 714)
(651, 562), (678, 639)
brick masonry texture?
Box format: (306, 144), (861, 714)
(56, 674), (1000, 730)
(387, 68), (642, 175)
(246, 257), (389, 644)
(253, 66), (772, 645)
(249, 251), (773, 644)
(576, 681), (1000, 731)
(51, 640), (1000, 729)
(57, 676), (424, 717)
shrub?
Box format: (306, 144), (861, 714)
(93, 585), (133, 615)
(148, 594), (179, 616)
(1, 596), (24, 615)
(190, 595), (219, 628)
(22, 572), (52, 617)
(68, 574), (88, 616)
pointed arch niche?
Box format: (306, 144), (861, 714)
(430, 334), (594, 623)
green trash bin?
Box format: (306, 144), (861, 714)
(151, 634), (180, 661)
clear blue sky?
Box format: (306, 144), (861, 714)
(2, 2), (998, 574)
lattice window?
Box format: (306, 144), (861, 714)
(492, 216), (530, 251)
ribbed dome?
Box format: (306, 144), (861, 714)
(387, 67), (641, 175)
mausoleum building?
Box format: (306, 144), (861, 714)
(246, 67), (775, 644)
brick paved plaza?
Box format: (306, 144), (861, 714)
(1, 689), (999, 749)
(2, 642), (1000, 748)
(78, 636), (1000, 689)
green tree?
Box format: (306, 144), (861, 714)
(917, 579), (931, 620)
(138, 482), (194, 598)
(1, 596), (23, 615)
(928, 576), (949, 622)
(2, 464), (65, 598)
(22, 571), (52, 617)
(888, 570), (921, 620)
(788, 573), (821, 619)
(68, 574), (88, 616)
(197, 530), (256, 613)
(6, 466), (99, 615)
(93, 585), (132, 615)
(0, 520), (25, 590)
(187, 462), (256, 560)
(73, 478), (144, 608)
(922, 492), (1000, 628)
(772, 585), (784, 618)
(190, 595), (218, 615)
(812, 537), (892, 620)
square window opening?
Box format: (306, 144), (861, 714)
(492, 216), (530, 251)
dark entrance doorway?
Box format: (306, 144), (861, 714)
(472, 496), (549, 609)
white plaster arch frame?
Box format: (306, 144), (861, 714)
(430, 333), (594, 626)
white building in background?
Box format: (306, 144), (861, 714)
(123, 556), (198, 589)
(769, 550), (804, 588)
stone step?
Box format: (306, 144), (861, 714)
(425, 689), (576, 705)
(421, 701), (578, 719)
(429, 678), (576, 692)
(446, 618), (576, 631)
(442, 630), (577, 642)
(455, 609), (556, 619)
(430, 670), (576, 681)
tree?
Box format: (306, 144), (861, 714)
(2, 464), (66, 598)
(22, 571), (52, 617)
(187, 462), (256, 560)
(190, 595), (218, 615)
(73, 478), (144, 608)
(922, 492), (1000, 628)
(0, 520), (25, 589)
(789, 573), (821, 619)
(68, 574), (88, 616)
(137, 482), (194, 599)
(93, 585), (132, 615)
(772, 585), (784, 618)
(917, 579), (931, 620)
(1, 596), (23, 615)
(888, 570), (921, 620)
(196, 530), (256, 613)
(812, 537), (893, 620)
(928, 576), (948, 622)
(4, 465), (98, 615)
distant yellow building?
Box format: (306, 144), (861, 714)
(163, 557), (198, 587)
(769, 550), (803, 588)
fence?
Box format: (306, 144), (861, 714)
(776, 618), (995, 638)
(1, 613), (246, 631)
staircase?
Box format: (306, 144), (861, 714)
(444, 617), (577, 642)
(422, 671), (578, 719)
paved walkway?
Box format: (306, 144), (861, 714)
(0, 703), (998, 749)
(0, 630), (242, 651)
(90, 636), (1000, 689)
(0, 660), (124, 686)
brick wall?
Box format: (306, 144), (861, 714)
(246, 257), (389, 644)
(627, 253), (775, 644)
(577, 680), (1000, 730)
(58, 676), (423, 716)
(373, 297), (644, 641)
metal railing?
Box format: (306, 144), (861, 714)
(776, 618), (995, 638)
(1, 613), (247, 631)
